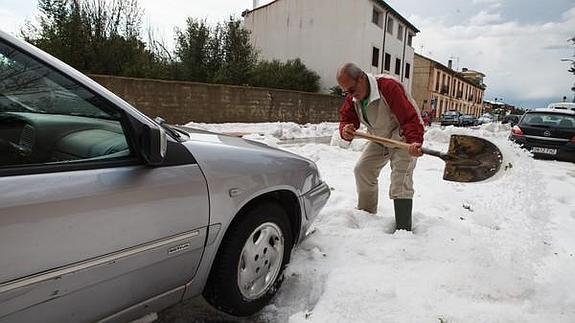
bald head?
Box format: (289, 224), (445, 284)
(337, 63), (364, 82)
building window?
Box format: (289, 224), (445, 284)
(407, 33), (413, 47)
(372, 8), (382, 27)
(387, 17), (394, 35)
(435, 71), (440, 91)
(372, 47), (380, 67)
(405, 63), (411, 79)
(397, 25), (403, 41)
(395, 58), (401, 75)
(384, 53), (391, 71)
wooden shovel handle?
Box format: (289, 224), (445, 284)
(353, 131), (411, 150)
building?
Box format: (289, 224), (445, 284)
(412, 53), (486, 119)
(483, 100), (517, 120)
(243, 0), (419, 93)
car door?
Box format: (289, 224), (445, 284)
(0, 37), (209, 322)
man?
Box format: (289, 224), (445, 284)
(337, 63), (424, 231)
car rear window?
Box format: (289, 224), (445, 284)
(521, 113), (575, 129)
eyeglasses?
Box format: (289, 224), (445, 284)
(342, 85), (357, 97)
(341, 73), (363, 97)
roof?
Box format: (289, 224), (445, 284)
(373, 0), (419, 33)
(244, 0), (419, 33)
(529, 109), (575, 115)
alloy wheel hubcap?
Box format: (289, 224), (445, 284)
(237, 222), (284, 300)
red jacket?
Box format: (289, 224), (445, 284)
(339, 76), (424, 144)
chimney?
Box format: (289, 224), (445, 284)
(448, 60), (453, 69)
(253, 0), (258, 9)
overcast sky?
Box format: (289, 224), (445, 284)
(1, 0), (574, 109)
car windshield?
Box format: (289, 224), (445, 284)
(0, 40), (120, 120)
(521, 113), (575, 129)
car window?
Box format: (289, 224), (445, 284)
(522, 113), (575, 129)
(0, 40), (132, 169)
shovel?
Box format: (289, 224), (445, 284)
(354, 132), (503, 183)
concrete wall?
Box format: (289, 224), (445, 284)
(89, 75), (343, 125)
(243, 0), (417, 93)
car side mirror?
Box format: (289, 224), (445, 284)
(141, 124), (167, 165)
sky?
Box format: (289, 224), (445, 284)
(1, 0), (574, 109)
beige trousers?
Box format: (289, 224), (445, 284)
(354, 141), (417, 213)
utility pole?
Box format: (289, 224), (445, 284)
(560, 58), (575, 102)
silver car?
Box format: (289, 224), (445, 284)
(0, 30), (330, 322)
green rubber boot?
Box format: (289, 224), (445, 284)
(393, 199), (412, 231)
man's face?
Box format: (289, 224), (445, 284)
(338, 72), (368, 101)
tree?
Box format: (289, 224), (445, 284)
(22, 0), (166, 78)
(174, 18), (211, 82)
(213, 17), (258, 85)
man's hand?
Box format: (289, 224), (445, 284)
(408, 142), (423, 157)
(342, 123), (356, 141)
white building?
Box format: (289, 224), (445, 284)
(243, 0), (419, 93)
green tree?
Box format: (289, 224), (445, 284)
(174, 18), (211, 82)
(22, 0), (167, 78)
(213, 17), (258, 85)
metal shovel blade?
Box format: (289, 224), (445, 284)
(442, 135), (503, 182)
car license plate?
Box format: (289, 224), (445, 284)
(531, 147), (557, 155)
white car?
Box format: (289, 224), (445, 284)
(477, 114), (494, 124)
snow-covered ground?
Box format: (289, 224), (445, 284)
(165, 122), (575, 322)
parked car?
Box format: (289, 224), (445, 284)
(0, 30), (330, 322)
(478, 114), (494, 125)
(459, 115), (479, 127)
(440, 110), (462, 126)
(509, 110), (575, 162)
(502, 114), (522, 126)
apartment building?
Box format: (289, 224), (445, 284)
(412, 53), (486, 119)
(243, 0), (419, 93)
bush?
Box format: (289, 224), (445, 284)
(250, 58), (320, 92)
(329, 86), (344, 97)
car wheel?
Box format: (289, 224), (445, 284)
(203, 202), (293, 316)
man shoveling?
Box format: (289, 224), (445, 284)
(337, 63), (424, 231)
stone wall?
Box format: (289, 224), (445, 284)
(89, 75), (343, 125)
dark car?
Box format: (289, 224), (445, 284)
(441, 111), (462, 126)
(509, 110), (575, 162)
(502, 114), (521, 126)
(459, 115), (478, 127)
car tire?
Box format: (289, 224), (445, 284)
(203, 201), (294, 316)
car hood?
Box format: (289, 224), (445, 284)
(173, 125), (322, 195)
(174, 125), (301, 157)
